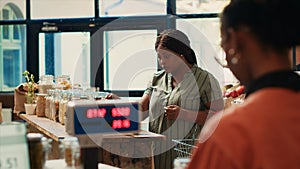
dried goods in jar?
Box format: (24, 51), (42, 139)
(36, 94), (47, 117)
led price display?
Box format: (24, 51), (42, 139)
(85, 107), (132, 129)
(73, 103), (139, 134)
(86, 108), (107, 118)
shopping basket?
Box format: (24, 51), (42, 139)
(172, 139), (198, 158)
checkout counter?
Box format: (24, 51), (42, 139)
(16, 99), (165, 169)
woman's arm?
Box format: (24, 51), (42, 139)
(139, 94), (150, 120)
(164, 98), (224, 125)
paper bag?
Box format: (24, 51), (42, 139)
(14, 84), (26, 114)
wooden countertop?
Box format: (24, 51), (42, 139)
(19, 114), (165, 143)
(19, 114), (164, 169)
(19, 114), (70, 141)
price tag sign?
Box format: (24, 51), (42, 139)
(0, 122), (30, 169)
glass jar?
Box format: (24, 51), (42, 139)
(36, 93), (47, 117)
(72, 141), (81, 167)
(59, 91), (69, 125)
(27, 133), (47, 169)
(56, 75), (71, 90)
(62, 137), (81, 167)
(38, 75), (54, 94)
(41, 137), (52, 166)
(45, 89), (54, 119)
(50, 89), (61, 122)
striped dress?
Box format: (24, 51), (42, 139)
(144, 65), (222, 169)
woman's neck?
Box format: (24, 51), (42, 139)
(171, 64), (193, 83)
(251, 53), (291, 80)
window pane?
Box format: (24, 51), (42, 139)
(2, 9), (9, 20)
(103, 30), (157, 91)
(0, 2), (26, 20)
(100, 0), (166, 17)
(13, 25), (20, 40)
(0, 25), (26, 92)
(3, 50), (21, 87)
(31, 0), (94, 19)
(39, 32), (91, 86)
(2, 25), (9, 39)
(176, 18), (237, 85)
(176, 0), (230, 14)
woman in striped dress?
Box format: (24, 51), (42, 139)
(140, 29), (224, 169)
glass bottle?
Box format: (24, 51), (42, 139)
(59, 91), (69, 125)
(45, 89), (54, 119)
(50, 89), (61, 122)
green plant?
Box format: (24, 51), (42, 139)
(22, 70), (36, 104)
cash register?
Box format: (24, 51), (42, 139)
(65, 99), (140, 169)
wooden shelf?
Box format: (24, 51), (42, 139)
(19, 114), (70, 141)
(19, 114), (164, 142)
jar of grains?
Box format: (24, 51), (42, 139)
(59, 91), (70, 125)
(50, 89), (61, 122)
(56, 75), (71, 90)
(27, 133), (47, 169)
(38, 75), (54, 94)
(62, 137), (81, 167)
(45, 89), (54, 119)
(36, 93), (47, 117)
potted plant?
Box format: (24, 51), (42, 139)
(23, 70), (37, 115)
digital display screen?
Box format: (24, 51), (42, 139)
(73, 103), (139, 134)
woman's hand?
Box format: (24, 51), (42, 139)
(105, 93), (120, 99)
(164, 105), (208, 125)
(164, 105), (180, 120)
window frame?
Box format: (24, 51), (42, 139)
(4, 0), (296, 95)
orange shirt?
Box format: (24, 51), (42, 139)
(187, 88), (300, 169)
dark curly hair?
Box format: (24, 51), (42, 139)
(221, 0), (300, 53)
(155, 29), (198, 65)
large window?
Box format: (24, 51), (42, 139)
(99, 0), (167, 17)
(1, 0), (298, 97)
(0, 0), (248, 94)
(176, 0), (230, 14)
(0, 4), (26, 91)
(31, 0), (94, 19)
(0, 1), (26, 20)
(103, 30), (157, 91)
(39, 32), (91, 85)
(176, 18), (237, 85)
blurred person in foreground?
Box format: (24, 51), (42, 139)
(107, 29), (224, 169)
(187, 0), (300, 169)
